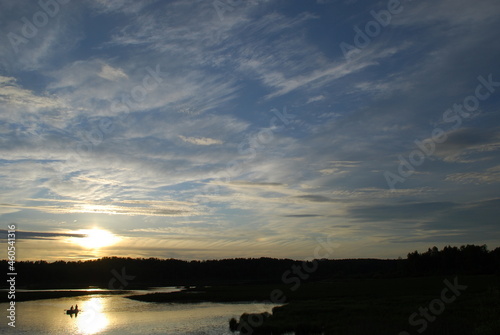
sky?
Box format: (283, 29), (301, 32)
(0, 0), (499, 261)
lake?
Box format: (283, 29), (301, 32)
(0, 288), (276, 334)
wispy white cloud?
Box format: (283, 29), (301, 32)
(445, 165), (500, 185)
(0, 75), (65, 110)
(98, 64), (128, 81)
(0, 197), (197, 217)
(179, 135), (223, 146)
(306, 95), (325, 103)
(89, 0), (158, 14)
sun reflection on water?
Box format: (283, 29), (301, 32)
(76, 297), (109, 334)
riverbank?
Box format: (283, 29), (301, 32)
(128, 275), (500, 335)
(127, 283), (281, 303)
(0, 290), (128, 303)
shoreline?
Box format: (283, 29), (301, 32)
(0, 290), (130, 303)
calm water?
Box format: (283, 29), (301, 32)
(0, 288), (275, 334)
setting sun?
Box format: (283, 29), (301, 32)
(72, 228), (120, 249)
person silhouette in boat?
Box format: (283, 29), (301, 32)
(75, 304), (78, 311)
(70, 305), (74, 311)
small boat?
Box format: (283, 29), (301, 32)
(66, 309), (79, 315)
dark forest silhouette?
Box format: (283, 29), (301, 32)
(2, 244), (499, 288)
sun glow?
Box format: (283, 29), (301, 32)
(73, 228), (120, 249)
(76, 297), (109, 334)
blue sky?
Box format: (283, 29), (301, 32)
(0, 0), (499, 261)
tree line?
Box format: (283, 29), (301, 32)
(1, 244), (499, 288)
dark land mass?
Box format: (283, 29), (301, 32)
(0, 290), (127, 303)
(2, 257), (406, 289)
(2, 244), (499, 289)
(128, 275), (500, 335)
(124, 245), (500, 335)
(2, 244), (500, 334)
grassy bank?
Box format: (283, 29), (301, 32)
(128, 275), (500, 334)
(127, 283), (283, 303)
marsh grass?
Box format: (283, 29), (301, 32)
(126, 275), (500, 334)
(232, 275), (500, 335)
